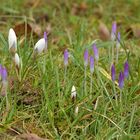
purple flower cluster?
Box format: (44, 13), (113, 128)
(111, 60), (129, 89)
(83, 43), (99, 74)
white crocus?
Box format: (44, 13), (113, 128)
(71, 85), (77, 99)
(34, 38), (45, 54)
(14, 53), (20, 68)
(75, 106), (79, 115)
(8, 28), (17, 54)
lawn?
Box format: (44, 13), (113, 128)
(0, 0), (140, 139)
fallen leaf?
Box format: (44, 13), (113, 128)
(71, 2), (88, 15)
(125, 24), (140, 39)
(98, 22), (110, 41)
(14, 22), (42, 37)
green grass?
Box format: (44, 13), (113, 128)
(0, 0), (140, 139)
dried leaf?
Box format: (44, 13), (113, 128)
(19, 133), (48, 140)
(98, 22), (110, 41)
(72, 2), (88, 15)
(125, 24), (140, 39)
(14, 22), (42, 37)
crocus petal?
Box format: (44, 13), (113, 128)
(116, 32), (121, 48)
(71, 85), (76, 99)
(124, 61), (129, 78)
(1, 67), (7, 81)
(90, 56), (94, 74)
(8, 28), (17, 53)
(64, 49), (69, 66)
(34, 38), (45, 54)
(93, 44), (99, 61)
(118, 72), (124, 89)
(111, 21), (117, 41)
(44, 32), (47, 51)
(75, 106), (79, 115)
(14, 53), (20, 68)
(84, 49), (88, 67)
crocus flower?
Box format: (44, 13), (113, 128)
(75, 106), (79, 115)
(111, 21), (117, 41)
(124, 61), (129, 78)
(34, 38), (45, 54)
(71, 85), (76, 99)
(64, 49), (69, 66)
(84, 49), (88, 67)
(116, 32), (121, 48)
(1, 67), (8, 96)
(90, 56), (94, 74)
(118, 71), (124, 89)
(44, 31), (47, 51)
(111, 64), (115, 81)
(14, 53), (20, 69)
(8, 28), (17, 54)
(1, 67), (7, 81)
(93, 44), (99, 61)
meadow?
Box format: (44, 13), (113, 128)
(0, 0), (140, 139)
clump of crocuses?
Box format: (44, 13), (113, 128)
(111, 61), (129, 89)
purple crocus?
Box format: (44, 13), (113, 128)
(1, 67), (7, 81)
(111, 64), (115, 81)
(124, 61), (129, 78)
(44, 31), (47, 51)
(44, 32), (47, 42)
(64, 49), (69, 66)
(84, 49), (88, 67)
(116, 32), (121, 48)
(118, 71), (124, 89)
(93, 44), (99, 61)
(90, 56), (94, 74)
(111, 21), (117, 41)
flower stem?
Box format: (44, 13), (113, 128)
(116, 46), (119, 64)
(64, 66), (67, 84)
(113, 81), (118, 106)
(90, 73), (93, 94)
(84, 66), (87, 96)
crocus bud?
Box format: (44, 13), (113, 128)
(71, 85), (76, 99)
(75, 106), (79, 116)
(111, 64), (115, 81)
(1, 67), (7, 81)
(111, 21), (117, 41)
(90, 56), (94, 74)
(8, 28), (17, 54)
(44, 31), (47, 51)
(64, 49), (69, 66)
(34, 38), (45, 54)
(14, 53), (20, 69)
(124, 61), (129, 78)
(84, 49), (88, 67)
(93, 44), (99, 61)
(118, 72), (124, 89)
(116, 32), (121, 48)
